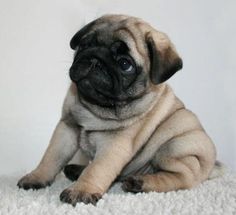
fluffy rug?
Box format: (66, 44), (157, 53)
(0, 171), (235, 215)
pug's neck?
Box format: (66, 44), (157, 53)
(68, 83), (167, 131)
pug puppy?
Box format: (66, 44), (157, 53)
(17, 14), (223, 206)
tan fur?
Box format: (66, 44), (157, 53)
(18, 14), (219, 205)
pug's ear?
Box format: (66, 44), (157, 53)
(70, 20), (96, 50)
(146, 32), (183, 84)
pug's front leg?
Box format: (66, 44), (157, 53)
(60, 138), (134, 206)
(17, 120), (80, 190)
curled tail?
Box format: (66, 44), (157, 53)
(208, 160), (227, 179)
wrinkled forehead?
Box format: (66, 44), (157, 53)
(89, 16), (149, 68)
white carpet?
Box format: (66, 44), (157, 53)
(0, 171), (236, 215)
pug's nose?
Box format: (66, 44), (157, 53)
(90, 58), (101, 69)
(89, 58), (113, 91)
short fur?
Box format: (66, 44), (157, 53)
(18, 14), (221, 206)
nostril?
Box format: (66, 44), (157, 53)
(90, 58), (98, 63)
(90, 58), (99, 66)
(90, 58), (103, 71)
(96, 61), (102, 69)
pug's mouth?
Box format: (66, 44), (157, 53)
(76, 78), (135, 108)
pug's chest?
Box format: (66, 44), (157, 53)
(78, 129), (110, 160)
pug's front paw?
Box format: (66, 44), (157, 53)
(60, 188), (102, 206)
(17, 172), (52, 190)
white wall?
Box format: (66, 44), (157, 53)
(0, 0), (235, 175)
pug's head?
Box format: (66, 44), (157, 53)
(69, 14), (182, 108)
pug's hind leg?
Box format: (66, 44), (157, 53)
(122, 129), (216, 193)
(63, 164), (86, 181)
(122, 156), (201, 193)
(64, 149), (89, 181)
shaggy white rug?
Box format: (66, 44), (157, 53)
(0, 171), (235, 215)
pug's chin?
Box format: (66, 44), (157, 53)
(79, 95), (131, 120)
(76, 84), (126, 109)
(76, 87), (159, 122)
(78, 88), (130, 109)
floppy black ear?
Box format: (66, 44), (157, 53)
(146, 35), (183, 84)
(70, 20), (96, 50)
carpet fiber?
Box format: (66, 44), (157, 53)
(0, 171), (236, 215)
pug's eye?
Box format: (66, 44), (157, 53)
(117, 58), (134, 73)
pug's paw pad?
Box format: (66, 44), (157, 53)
(17, 173), (51, 190)
(122, 176), (143, 193)
(60, 188), (101, 206)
